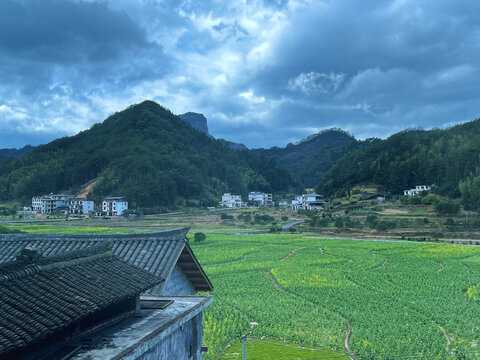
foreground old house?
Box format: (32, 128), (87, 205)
(0, 228), (212, 359)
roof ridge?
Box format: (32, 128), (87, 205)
(0, 243), (114, 281)
(0, 227), (190, 242)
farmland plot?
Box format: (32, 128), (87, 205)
(191, 234), (480, 359)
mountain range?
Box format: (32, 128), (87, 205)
(1, 100), (480, 209)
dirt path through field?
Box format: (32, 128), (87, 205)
(280, 247), (305, 261)
(367, 258), (388, 271)
(435, 324), (452, 349)
(264, 270), (286, 293)
(343, 319), (356, 359)
(265, 269), (356, 359)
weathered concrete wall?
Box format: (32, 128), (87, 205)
(162, 265), (195, 295)
(137, 312), (204, 360)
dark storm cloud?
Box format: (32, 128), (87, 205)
(2, 0), (480, 148)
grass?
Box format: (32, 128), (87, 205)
(222, 339), (350, 359)
(1, 224), (133, 234)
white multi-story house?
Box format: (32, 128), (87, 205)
(31, 196), (42, 212)
(248, 192), (273, 206)
(291, 196), (303, 211)
(219, 193), (243, 208)
(301, 193), (326, 211)
(403, 185), (431, 196)
(68, 198), (94, 215)
(102, 197), (128, 216)
(38, 194), (74, 214)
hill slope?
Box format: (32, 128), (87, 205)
(0, 145), (34, 163)
(253, 129), (377, 188)
(0, 101), (294, 207)
(316, 120), (480, 201)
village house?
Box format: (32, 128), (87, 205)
(248, 192), (273, 206)
(68, 197), (94, 214)
(0, 228), (213, 360)
(102, 196), (128, 216)
(291, 196), (303, 211)
(31, 196), (42, 212)
(403, 185), (431, 196)
(32, 194), (75, 214)
(302, 193), (326, 210)
(219, 193), (243, 208)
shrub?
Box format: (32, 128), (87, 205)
(334, 217), (344, 228)
(221, 214), (234, 220)
(445, 218), (455, 226)
(366, 214), (378, 229)
(0, 226), (23, 234)
(435, 201), (460, 215)
(253, 214), (275, 224)
(281, 216), (289, 221)
(194, 232), (206, 243)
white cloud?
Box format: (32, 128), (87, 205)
(288, 72), (346, 94)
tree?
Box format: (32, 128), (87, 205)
(194, 232), (206, 243)
(435, 201), (460, 215)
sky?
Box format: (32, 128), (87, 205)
(1, 0), (480, 149)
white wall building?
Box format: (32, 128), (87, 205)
(31, 196), (42, 212)
(219, 193), (243, 208)
(248, 192), (273, 206)
(68, 198), (94, 214)
(301, 193), (326, 211)
(102, 196), (128, 216)
(291, 196), (303, 211)
(38, 194), (74, 214)
(403, 185), (431, 196)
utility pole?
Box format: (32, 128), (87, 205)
(242, 335), (246, 360)
(242, 321), (258, 360)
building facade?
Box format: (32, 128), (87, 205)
(69, 198), (94, 214)
(301, 193), (326, 211)
(248, 192), (273, 206)
(31, 196), (42, 212)
(219, 193), (243, 208)
(35, 194), (74, 214)
(0, 229), (213, 360)
(102, 196), (128, 216)
(403, 185), (431, 196)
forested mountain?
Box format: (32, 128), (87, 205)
(0, 101), (294, 207)
(0, 145), (34, 163)
(316, 119), (480, 205)
(253, 129), (377, 188)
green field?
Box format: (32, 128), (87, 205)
(223, 338), (350, 359)
(190, 234), (480, 359)
(1, 223), (133, 234)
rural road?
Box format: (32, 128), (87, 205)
(282, 221), (303, 231)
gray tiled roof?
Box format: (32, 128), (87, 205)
(0, 244), (163, 356)
(0, 228), (212, 293)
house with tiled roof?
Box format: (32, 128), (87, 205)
(0, 228), (213, 359)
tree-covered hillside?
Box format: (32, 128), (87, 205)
(0, 145), (34, 163)
(253, 129), (377, 188)
(0, 101), (294, 207)
(316, 119), (480, 204)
